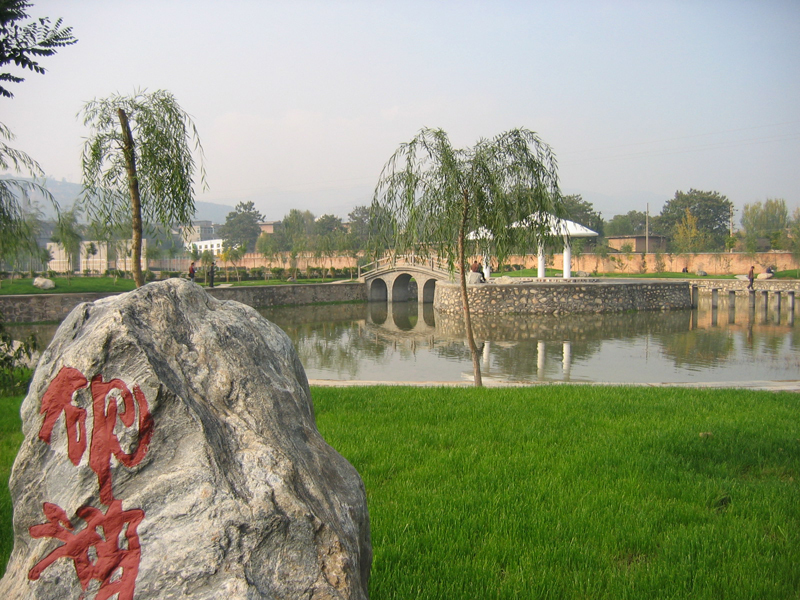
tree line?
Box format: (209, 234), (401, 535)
(547, 191), (800, 257)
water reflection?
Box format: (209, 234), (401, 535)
(258, 299), (798, 384)
(11, 298), (798, 385)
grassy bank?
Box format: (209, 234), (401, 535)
(313, 386), (798, 599)
(0, 275), (356, 295)
(0, 391), (24, 572)
(2, 385), (798, 598)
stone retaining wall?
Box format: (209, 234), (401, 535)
(433, 280), (692, 314)
(0, 282), (367, 323)
(691, 279), (800, 294)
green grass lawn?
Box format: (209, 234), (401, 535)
(0, 276), (138, 295)
(1, 269), (795, 296)
(3, 384), (796, 598)
(313, 385), (799, 600)
(0, 391), (24, 573)
(0, 275), (355, 295)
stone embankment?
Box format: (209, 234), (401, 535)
(434, 279), (692, 314)
(0, 281), (366, 323)
(690, 279), (800, 294)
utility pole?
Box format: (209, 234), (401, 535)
(729, 204), (734, 253)
(645, 203), (649, 254)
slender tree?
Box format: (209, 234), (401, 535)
(79, 90), (206, 287)
(790, 208), (800, 278)
(200, 249), (214, 284)
(230, 243), (246, 282)
(50, 208), (82, 284)
(219, 245), (233, 282)
(372, 127), (565, 386)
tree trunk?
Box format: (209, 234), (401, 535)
(459, 190), (483, 387)
(118, 108), (145, 288)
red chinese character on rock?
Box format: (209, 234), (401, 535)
(38, 367), (89, 465)
(37, 368), (154, 504)
(89, 374), (154, 505)
(28, 500), (143, 600)
(30, 366), (155, 599)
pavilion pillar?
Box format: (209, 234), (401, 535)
(562, 237), (571, 279)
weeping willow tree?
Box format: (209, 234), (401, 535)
(0, 123), (56, 267)
(372, 127), (566, 386)
(79, 90), (206, 287)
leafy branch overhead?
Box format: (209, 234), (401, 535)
(0, 0), (77, 98)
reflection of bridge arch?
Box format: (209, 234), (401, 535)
(360, 255), (451, 303)
(367, 301), (437, 335)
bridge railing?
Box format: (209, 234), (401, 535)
(359, 254), (452, 278)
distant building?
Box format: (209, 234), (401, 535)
(189, 238), (225, 257)
(258, 221), (281, 235)
(180, 220), (216, 244)
(606, 235), (668, 253)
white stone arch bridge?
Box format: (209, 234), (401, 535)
(359, 255), (452, 303)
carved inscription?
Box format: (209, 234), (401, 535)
(28, 366), (154, 599)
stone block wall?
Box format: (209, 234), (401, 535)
(205, 282), (366, 308)
(690, 279), (800, 295)
(0, 282), (367, 323)
(433, 280), (691, 315)
(0, 292), (121, 324)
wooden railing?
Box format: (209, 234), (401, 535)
(358, 254), (451, 278)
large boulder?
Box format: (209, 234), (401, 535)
(32, 277), (54, 290)
(0, 279), (371, 600)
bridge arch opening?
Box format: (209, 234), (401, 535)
(391, 273), (413, 302)
(421, 279), (437, 303)
(369, 278), (388, 302)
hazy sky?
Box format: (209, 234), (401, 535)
(4, 0), (799, 223)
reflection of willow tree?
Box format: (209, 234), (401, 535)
(754, 329), (789, 357)
(657, 330), (736, 367)
(259, 305), (391, 378)
(435, 310), (696, 381)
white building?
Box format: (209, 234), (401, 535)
(189, 238), (225, 257)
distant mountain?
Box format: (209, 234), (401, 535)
(7, 177), (234, 224)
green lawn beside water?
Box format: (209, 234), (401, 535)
(2, 384), (798, 599)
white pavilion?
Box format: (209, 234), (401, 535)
(470, 214), (599, 279)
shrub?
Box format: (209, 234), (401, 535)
(654, 252), (666, 273)
(0, 310), (37, 392)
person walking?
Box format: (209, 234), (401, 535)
(747, 265), (755, 290)
(209, 261), (216, 288)
(188, 261), (196, 282)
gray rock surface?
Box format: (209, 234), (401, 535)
(1, 279), (371, 599)
(32, 277), (54, 290)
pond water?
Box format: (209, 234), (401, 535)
(261, 298), (798, 385)
(12, 298), (799, 385)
